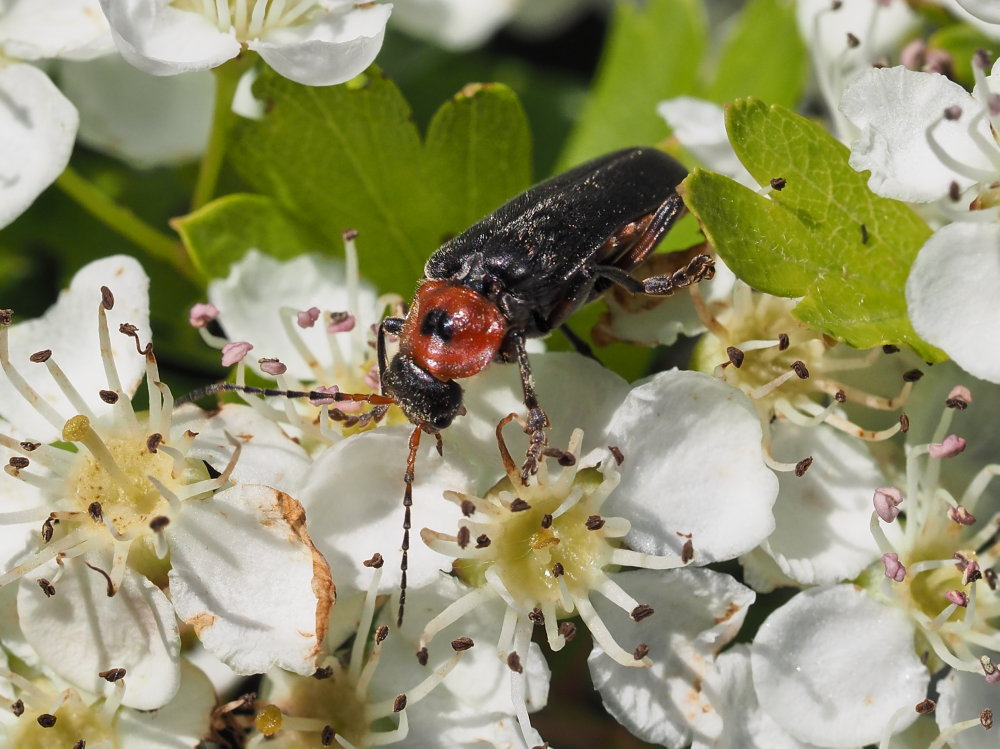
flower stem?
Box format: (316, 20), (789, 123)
(55, 167), (195, 281)
(191, 54), (254, 211)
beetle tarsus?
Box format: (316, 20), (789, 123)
(641, 253), (716, 296)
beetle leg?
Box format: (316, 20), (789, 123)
(559, 323), (598, 360)
(597, 253), (715, 297)
(509, 330), (550, 484)
(609, 191), (688, 270)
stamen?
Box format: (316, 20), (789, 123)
(97, 293), (138, 431)
(35, 353), (96, 421)
(572, 592), (649, 667)
(418, 585), (497, 650)
(0, 317), (66, 431)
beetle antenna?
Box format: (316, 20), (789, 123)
(175, 382), (394, 407)
(398, 423), (425, 627)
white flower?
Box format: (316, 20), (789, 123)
(100, 0), (393, 85)
(0, 256), (328, 704)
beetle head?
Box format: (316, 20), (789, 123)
(382, 352), (464, 431)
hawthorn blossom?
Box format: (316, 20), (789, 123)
(841, 59), (1000, 383)
(192, 242), (394, 450)
(0, 256), (329, 707)
(100, 0), (393, 85)
(750, 383), (1000, 746)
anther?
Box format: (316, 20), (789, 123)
(770, 177), (787, 190)
(41, 517), (54, 543)
(928, 435), (966, 458)
(558, 621), (576, 642)
(342, 228), (360, 241)
(902, 369), (923, 382)
(943, 105), (962, 121)
(328, 311), (355, 333)
(416, 647), (429, 666)
(376, 625), (389, 644)
(457, 526), (470, 549)
(99, 667), (126, 682)
(949, 506), (976, 526)
(0, 309), (11, 326)
(882, 344), (899, 354)
(73, 740), (85, 749)
(100, 286), (114, 310)
(393, 694), (407, 712)
(985, 569), (998, 590)
(873, 487), (903, 522)
(461, 500), (476, 517)
(37, 714), (57, 728)
(791, 360), (809, 379)
(834, 390), (846, 403)
(945, 386), (972, 409)
(981, 710), (993, 729)
(945, 590), (968, 607)
(450, 637), (474, 651)
(146, 433), (163, 453)
(88, 502), (103, 522)
(313, 666), (333, 679)
(899, 414), (910, 433)
(860, 224), (869, 244)
(507, 652), (524, 673)
(975, 49), (992, 70)
(794, 457), (813, 477)
(37, 578), (55, 597)
(322, 725), (335, 746)
(585, 515), (605, 531)
(11, 699), (23, 716)
(915, 698), (936, 715)
(258, 358), (286, 376)
(633, 644), (650, 660)
(510, 498), (530, 512)
(475, 534), (491, 548)
(681, 539), (694, 563)
(962, 562), (982, 585)
(29, 350), (51, 363)
(363, 553), (384, 568)
(846, 32), (860, 48)
(631, 604), (654, 622)
(540, 514), (553, 529)
(188, 303), (218, 328)
(727, 346), (744, 368)
(882, 553), (906, 582)
(981, 656), (1000, 685)
(8, 456), (28, 469)
(777, 332), (790, 350)
(609, 445), (624, 465)
(149, 516), (170, 532)
(552, 562), (564, 577)
(949, 181), (962, 201)
(99, 390), (119, 404)
(528, 608), (544, 625)
(20, 441), (39, 451)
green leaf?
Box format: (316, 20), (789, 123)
(679, 99), (943, 361)
(224, 67), (532, 295)
(424, 83), (532, 237)
(557, 0), (707, 169)
(704, 0), (807, 108)
(173, 194), (327, 279)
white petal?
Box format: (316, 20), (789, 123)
(658, 97), (756, 188)
(300, 425), (474, 594)
(751, 585), (929, 747)
(907, 222), (1000, 383)
(167, 485), (335, 676)
(0, 0), (114, 61)
(840, 66), (995, 202)
(0, 65), (78, 230)
(0, 255), (149, 442)
(99, 0), (241, 75)
(761, 422), (883, 585)
(956, 0), (1000, 22)
(935, 669), (1000, 749)
(588, 568), (755, 748)
(208, 249), (380, 381)
(607, 371), (778, 563)
(739, 547), (798, 594)
(59, 55), (213, 167)
(445, 351), (631, 474)
(943, 0), (1000, 39)
(116, 659), (216, 749)
(692, 646), (815, 749)
(251, 4), (392, 87)
(390, 0), (514, 51)
(797, 0), (917, 63)
(18, 560), (181, 710)
(175, 403), (312, 495)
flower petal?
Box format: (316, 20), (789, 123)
(0, 255), (149, 442)
(167, 485), (335, 676)
(390, 0), (513, 51)
(0, 65), (78, 230)
(658, 97), (756, 188)
(251, 3), (392, 86)
(607, 371), (778, 563)
(59, 55), (214, 167)
(18, 559), (181, 710)
(751, 585), (929, 746)
(760, 422), (883, 585)
(117, 659), (216, 749)
(906, 222), (1000, 384)
(935, 668), (1000, 749)
(840, 66), (994, 202)
(99, 0), (240, 75)
(0, 0), (114, 61)
(588, 568), (755, 749)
